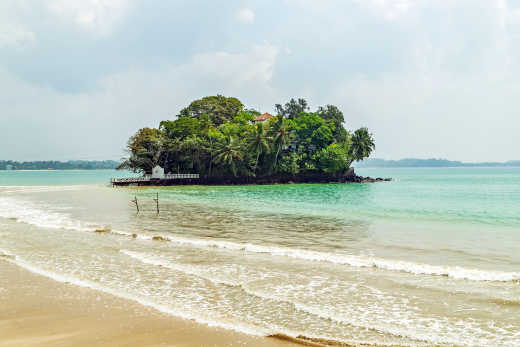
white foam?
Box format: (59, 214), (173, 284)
(4, 256), (270, 337)
(157, 236), (520, 282)
(120, 250), (520, 347)
(0, 185), (87, 194)
(0, 197), (94, 232)
(240, 286), (518, 347)
(121, 250), (240, 287)
(0, 248), (15, 259)
(2, 194), (518, 283)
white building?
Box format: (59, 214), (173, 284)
(151, 165), (165, 179)
(6, 165), (13, 170)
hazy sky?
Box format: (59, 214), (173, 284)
(1, 0), (519, 162)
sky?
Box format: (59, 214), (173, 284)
(1, 0), (519, 162)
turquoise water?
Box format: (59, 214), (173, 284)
(130, 167), (520, 227)
(3, 167), (517, 227)
(1, 168), (520, 346)
(0, 169), (136, 186)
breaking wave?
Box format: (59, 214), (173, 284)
(128, 234), (520, 283)
(2, 195), (519, 283)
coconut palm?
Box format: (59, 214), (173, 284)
(247, 123), (271, 174)
(348, 127), (375, 166)
(269, 115), (291, 172)
(214, 136), (244, 176)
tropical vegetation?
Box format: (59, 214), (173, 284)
(118, 95), (375, 180)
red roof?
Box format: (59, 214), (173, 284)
(254, 113), (274, 122)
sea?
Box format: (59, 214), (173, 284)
(1, 168), (519, 346)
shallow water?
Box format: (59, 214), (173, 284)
(1, 168), (519, 346)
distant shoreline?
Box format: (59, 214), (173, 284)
(1, 169), (118, 172)
(355, 158), (520, 168)
(0, 160), (119, 171)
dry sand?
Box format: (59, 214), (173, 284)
(0, 261), (299, 347)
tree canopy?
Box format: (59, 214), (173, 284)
(119, 96), (375, 178)
(274, 98), (309, 119)
(178, 95), (244, 126)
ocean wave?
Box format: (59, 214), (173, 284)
(120, 249), (518, 347)
(135, 234), (520, 283)
(2, 195), (519, 283)
(0, 185), (87, 194)
(0, 197), (97, 233)
(0, 248), (15, 259)
(120, 250), (240, 287)
(120, 250), (432, 346)
(3, 256), (270, 337)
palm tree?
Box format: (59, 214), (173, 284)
(269, 115), (290, 172)
(247, 123), (271, 174)
(348, 127), (375, 166)
(214, 136), (244, 176)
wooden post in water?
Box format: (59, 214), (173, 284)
(131, 196), (139, 214)
(153, 192), (159, 214)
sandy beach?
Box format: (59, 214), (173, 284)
(0, 261), (297, 347)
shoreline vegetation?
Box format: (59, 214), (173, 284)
(117, 96), (377, 185)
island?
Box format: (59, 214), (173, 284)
(115, 95), (379, 185)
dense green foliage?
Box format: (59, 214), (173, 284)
(119, 95), (376, 178)
(178, 95), (244, 126)
(0, 160), (119, 170)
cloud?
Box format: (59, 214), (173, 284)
(0, 1), (35, 48)
(0, 23), (35, 48)
(236, 8), (255, 24)
(365, 0), (415, 20)
(330, 71), (520, 162)
(0, 43), (278, 160)
(46, 0), (133, 35)
(2, 0), (520, 161)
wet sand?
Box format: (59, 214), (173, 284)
(0, 261), (298, 347)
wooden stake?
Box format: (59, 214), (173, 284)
(153, 192), (159, 214)
(131, 195), (139, 214)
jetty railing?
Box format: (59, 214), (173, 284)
(111, 173), (199, 184)
(164, 173), (199, 179)
(111, 177), (151, 183)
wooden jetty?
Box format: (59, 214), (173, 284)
(111, 173), (200, 186)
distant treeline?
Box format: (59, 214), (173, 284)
(0, 160), (120, 170)
(355, 158), (520, 168)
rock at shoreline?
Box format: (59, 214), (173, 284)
(359, 176), (392, 183)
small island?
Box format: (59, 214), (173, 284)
(116, 95), (379, 185)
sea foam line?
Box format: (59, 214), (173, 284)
(120, 250), (519, 347)
(2, 256), (270, 337)
(120, 250), (239, 287)
(0, 197), (93, 233)
(2, 195), (519, 283)
(120, 250), (432, 346)
(132, 234), (520, 283)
